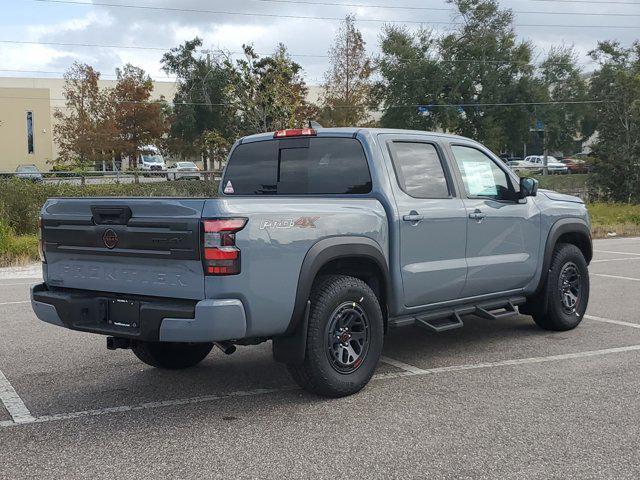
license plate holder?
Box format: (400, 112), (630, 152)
(107, 298), (140, 330)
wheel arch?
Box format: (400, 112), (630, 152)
(535, 217), (592, 295)
(272, 236), (390, 364)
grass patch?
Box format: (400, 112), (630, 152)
(587, 203), (640, 238)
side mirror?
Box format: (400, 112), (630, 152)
(520, 177), (538, 197)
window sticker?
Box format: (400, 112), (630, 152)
(461, 160), (497, 196)
(224, 180), (235, 194)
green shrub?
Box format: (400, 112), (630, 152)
(0, 220), (39, 266)
(0, 178), (219, 236)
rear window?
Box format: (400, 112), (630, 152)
(222, 137), (372, 195)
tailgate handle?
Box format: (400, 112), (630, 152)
(91, 206), (132, 225)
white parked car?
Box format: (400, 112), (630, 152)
(507, 160), (542, 175)
(523, 155), (568, 174)
(166, 161), (201, 181)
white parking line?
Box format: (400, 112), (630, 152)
(380, 356), (427, 374)
(0, 301), (30, 306)
(2, 344), (639, 429)
(591, 273), (640, 282)
(585, 315), (640, 330)
(0, 369), (36, 424)
(0, 282), (36, 286)
(594, 250), (640, 256)
(591, 257), (640, 264)
(374, 344), (640, 380)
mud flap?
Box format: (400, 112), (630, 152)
(272, 301), (310, 364)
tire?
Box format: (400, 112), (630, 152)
(286, 275), (384, 397)
(132, 341), (214, 369)
(529, 243), (590, 331)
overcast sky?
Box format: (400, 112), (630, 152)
(1, 0), (639, 85)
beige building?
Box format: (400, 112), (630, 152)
(0, 77), (177, 172)
(0, 87), (53, 171)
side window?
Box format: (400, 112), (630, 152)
(389, 142), (450, 198)
(278, 138), (371, 194)
(26, 111), (34, 154)
(451, 145), (515, 200)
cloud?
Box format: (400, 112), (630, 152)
(1, 0), (638, 84)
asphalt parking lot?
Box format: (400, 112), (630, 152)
(1, 237), (639, 479)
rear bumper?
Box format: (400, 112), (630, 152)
(30, 283), (247, 343)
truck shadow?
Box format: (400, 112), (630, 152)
(123, 314), (559, 399)
(28, 312), (610, 417)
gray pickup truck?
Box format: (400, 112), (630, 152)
(31, 128), (592, 397)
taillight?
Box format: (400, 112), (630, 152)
(38, 217), (46, 264)
(273, 128), (316, 138)
(202, 218), (247, 275)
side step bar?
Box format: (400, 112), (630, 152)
(474, 300), (518, 321)
(416, 311), (464, 333)
(389, 296), (526, 332)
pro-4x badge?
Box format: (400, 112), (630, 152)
(224, 180), (234, 194)
(294, 216), (319, 228)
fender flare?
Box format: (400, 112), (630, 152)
(534, 217), (592, 296)
(272, 236), (390, 364)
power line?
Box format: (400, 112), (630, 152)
(256, 0), (640, 9)
(520, 0), (640, 4)
(27, 0), (640, 27)
(0, 68), (177, 79)
(30, 0), (640, 16)
(0, 42), (597, 68)
(0, 95), (615, 108)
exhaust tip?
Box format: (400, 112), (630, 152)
(214, 341), (237, 355)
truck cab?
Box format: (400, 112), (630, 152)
(31, 128), (592, 397)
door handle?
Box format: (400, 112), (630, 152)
(468, 209), (486, 221)
(403, 213), (424, 223)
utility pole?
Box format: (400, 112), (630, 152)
(542, 125), (548, 176)
(531, 109), (547, 176)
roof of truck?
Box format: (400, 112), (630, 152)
(239, 128), (476, 144)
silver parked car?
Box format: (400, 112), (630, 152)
(166, 161), (201, 181)
(15, 164), (44, 183)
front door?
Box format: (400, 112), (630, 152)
(449, 144), (540, 298)
(385, 138), (468, 308)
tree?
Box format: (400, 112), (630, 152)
(536, 46), (589, 154)
(113, 64), (168, 165)
(438, 0), (538, 153)
(201, 129), (230, 171)
(587, 41), (640, 203)
(162, 38), (234, 168)
(321, 15), (373, 126)
(374, 26), (444, 131)
(53, 62), (117, 168)
(225, 44), (316, 134)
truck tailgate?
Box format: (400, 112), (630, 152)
(41, 198), (206, 300)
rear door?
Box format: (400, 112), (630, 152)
(448, 143), (540, 297)
(42, 198), (206, 300)
(382, 135), (468, 307)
